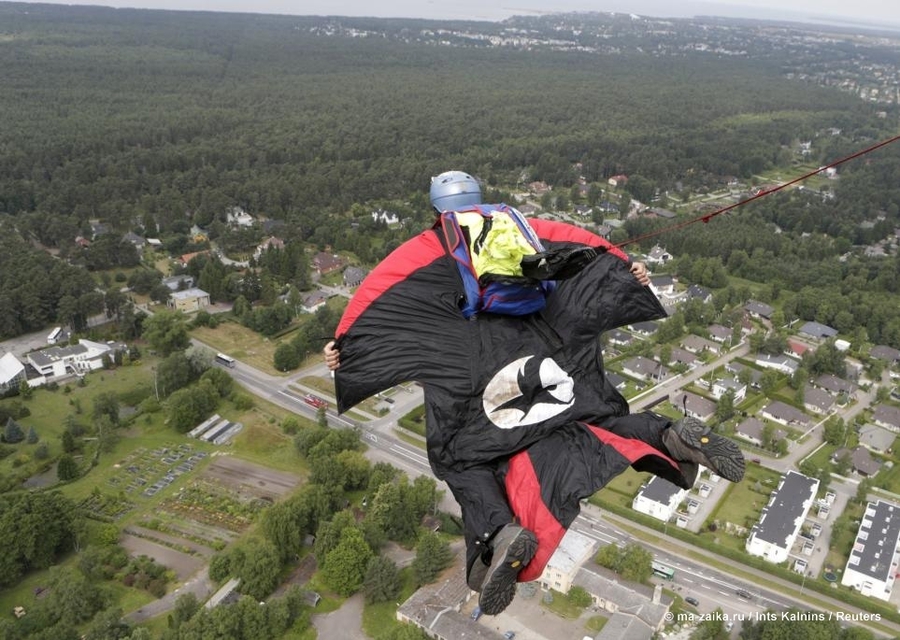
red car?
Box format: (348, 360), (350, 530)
(304, 394), (328, 409)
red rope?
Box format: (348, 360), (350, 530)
(615, 133), (900, 249)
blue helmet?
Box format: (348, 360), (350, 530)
(429, 171), (482, 213)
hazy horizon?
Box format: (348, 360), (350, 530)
(5, 0), (900, 30)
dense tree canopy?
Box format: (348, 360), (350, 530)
(0, 492), (79, 587)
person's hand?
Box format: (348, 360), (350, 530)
(630, 261), (650, 286)
(324, 340), (341, 370)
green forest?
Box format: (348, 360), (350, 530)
(1, 4), (899, 343)
(2, 4), (900, 340)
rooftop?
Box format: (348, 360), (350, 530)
(752, 471), (818, 548)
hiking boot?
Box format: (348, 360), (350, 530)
(467, 552), (490, 592)
(662, 417), (745, 483)
(478, 524), (538, 615)
(677, 461), (699, 489)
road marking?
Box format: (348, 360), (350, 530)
(389, 446), (428, 465)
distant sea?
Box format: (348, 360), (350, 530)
(20, 0), (900, 33)
(299, 0), (900, 33)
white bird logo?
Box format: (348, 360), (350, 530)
(482, 355), (575, 428)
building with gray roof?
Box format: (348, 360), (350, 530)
(813, 374), (856, 398)
(540, 529), (597, 593)
(746, 471), (819, 564)
(798, 321), (838, 340)
(711, 377), (746, 402)
(870, 345), (900, 365)
(573, 566), (670, 631)
(744, 300), (774, 319)
(760, 401), (810, 428)
(841, 500), (900, 602)
(342, 266), (368, 288)
(873, 404), (900, 432)
(754, 353), (800, 375)
(735, 417), (785, 447)
(669, 391), (716, 422)
(167, 287), (210, 313)
(707, 324), (732, 343)
(668, 347), (700, 369)
(620, 356), (668, 382)
(682, 334), (719, 355)
(629, 321), (659, 336)
(802, 385), (836, 415)
(396, 561), (500, 639)
(632, 476), (687, 522)
(833, 446), (882, 477)
(608, 329), (635, 346)
(859, 424), (896, 454)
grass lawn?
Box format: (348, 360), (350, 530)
(824, 500), (866, 572)
(597, 468), (648, 508)
(1, 362), (159, 486)
(362, 567), (417, 637)
(229, 404), (309, 474)
(708, 464), (782, 532)
(5, 359), (310, 520)
(878, 459), (900, 493)
(281, 622), (317, 640)
(803, 442), (838, 473)
(651, 403), (683, 421)
(191, 321), (283, 376)
(584, 615), (609, 633)
(541, 588), (585, 619)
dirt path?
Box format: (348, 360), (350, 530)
(200, 456), (300, 500)
(119, 534), (204, 581)
(124, 526), (216, 557)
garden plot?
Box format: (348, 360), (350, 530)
(157, 479), (267, 539)
(109, 443), (205, 498)
(120, 456), (301, 576)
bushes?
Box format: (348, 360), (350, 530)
(121, 554), (170, 597)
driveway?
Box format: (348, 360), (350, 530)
(312, 592), (368, 640)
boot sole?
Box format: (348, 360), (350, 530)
(478, 528), (538, 615)
(672, 418), (745, 483)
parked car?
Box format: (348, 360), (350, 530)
(685, 596), (700, 607)
(504, 632), (516, 640)
(471, 606), (482, 621)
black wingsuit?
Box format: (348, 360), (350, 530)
(334, 214), (690, 584)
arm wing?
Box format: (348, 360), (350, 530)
(334, 230), (472, 413)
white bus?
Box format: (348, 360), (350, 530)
(47, 327), (62, 344)
(215, 353), (236, 368)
